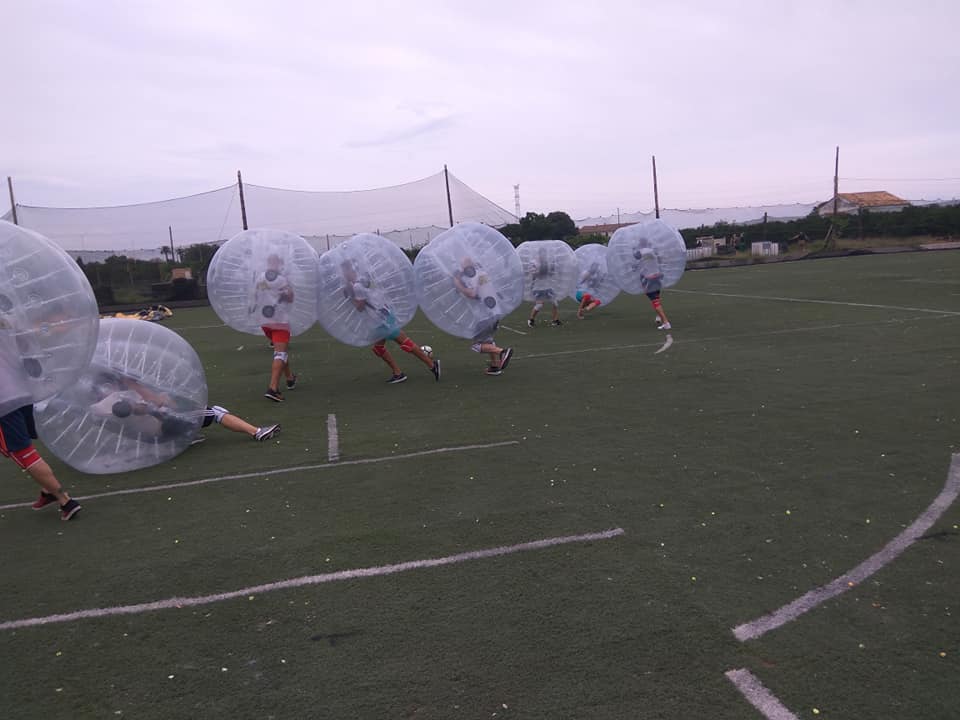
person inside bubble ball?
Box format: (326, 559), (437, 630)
(89, 373), (280, 444)
(575, 262), (604, 319)
(452, 257), (513, 376)
(341, 261), (440, 385)
(526, 248), (562, 328)
(634, 246), (672, 330)
(252, 253), (297, 402)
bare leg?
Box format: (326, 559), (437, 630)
(396, 333), (435, 369)
(220, 413), (259, 437)
(25, 459), (71, 505)
(269, 341), (288, 391)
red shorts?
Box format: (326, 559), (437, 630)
(262, 326), (291, 345)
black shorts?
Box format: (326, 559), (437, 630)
(645, 290), (661, 301)
(0, 405), (37, 454)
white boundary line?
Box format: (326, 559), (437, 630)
(523, 313), (957, 361)
(725, 669), (799, 720)
(499, 324), (528, 335)
(0, 440), (519, 511)
(0, 527), (625, 630)
(671, 288), (960, 316)
(327, 413), (339, 462)
(733, 453), (960, 642)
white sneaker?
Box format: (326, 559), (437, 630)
(658, 322), (672, 330)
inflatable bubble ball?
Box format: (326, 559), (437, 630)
(0, 220), (99, 417)
(413, 222), (523, 340)
(207, 228), (319, 337)
(34, 318), (208, 474)
(573, 244), (621, 306)
(316, 233), (419, 347)
(516, 240), (578, 304)
(607, 219), (687, 295)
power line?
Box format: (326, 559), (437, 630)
(840, 177), (960, 182)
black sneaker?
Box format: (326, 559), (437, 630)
(430, 358), (441, 382)
(264, 388), (284, 402)
(387, 373), (408, 384)
(527, 318), (535, 328)
(485, 366), (502, 376)
(499, 347), (514, 372)
(254, 423), (281, 441)
(60, 498), (82, 521)
(551, 319), (563, 326)
(286, 374), (298, 390)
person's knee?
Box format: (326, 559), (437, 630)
(372, 344), (388, 357)
(399, 337), (417, 353)
(273, 350), (288, 363)
(10, 445), (42, 470)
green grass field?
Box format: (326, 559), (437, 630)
(2, 250), (959, 719)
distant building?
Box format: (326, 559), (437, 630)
(577, 222), (630, 238)
(817, 191), (910, 216)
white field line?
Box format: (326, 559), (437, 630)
(499, 324), (528, 335)
(733, 453), (960, 642)
(327, 413), (339, 462)
(725, 669), (800, 720)
(671, 288), (960, 316)
(0, 440), (519, 511)
(522, 314), (957, 361)
(0, 527), (625, 631)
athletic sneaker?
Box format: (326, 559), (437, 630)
(254, 423), (281, 441)
(551, 319), (563, 326)
(485, 366), (502, 376)
(32, 491), (57, 510)
(189, 435), (207, 446)
(264, 388), (284, 402)
(499, 347), (514, 372)
(60, 498), (82, 521)
(286, 374), (298, 390)
(527, 318), (535, 328)
(387, 373), (408, 384)
(430, 358), (441, 382)
(658, 322), (672, 330)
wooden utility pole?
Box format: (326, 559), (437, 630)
(443, 165), (454, 227)
(7, 176), (18, 225)
(237, 170), (249, 230)
(652, 156), (660, 219)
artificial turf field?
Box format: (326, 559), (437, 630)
(1, 250), (958, 720)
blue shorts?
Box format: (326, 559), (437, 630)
(0, 405), (37, 454)
(375, 310), (402, 341)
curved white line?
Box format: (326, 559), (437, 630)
(654, 334), (674, 354)
(734, 454), (960, 642)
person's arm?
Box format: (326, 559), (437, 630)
(453, 274), (476, 298)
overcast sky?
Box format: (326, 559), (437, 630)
(3, 0), (959, 220)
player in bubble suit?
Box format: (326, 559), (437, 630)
(340, 260), (440, 384)
(634, 247), (672, 330)
(576, 262), (605, 319)
(526, 247), (563, 328)
(452, 257), (513, 376)
(252, 254), (298, 402)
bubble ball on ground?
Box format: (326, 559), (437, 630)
(607, 219), (687, 294)
(574, 243), (621, 306)
(414, 222), (523, 340)
(0, 220), (99, 417)
(316, 233), (418, 347)
(516, 240), (578, 304)
(35, 318), (208, 474)
(207, 228), (319, 337)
